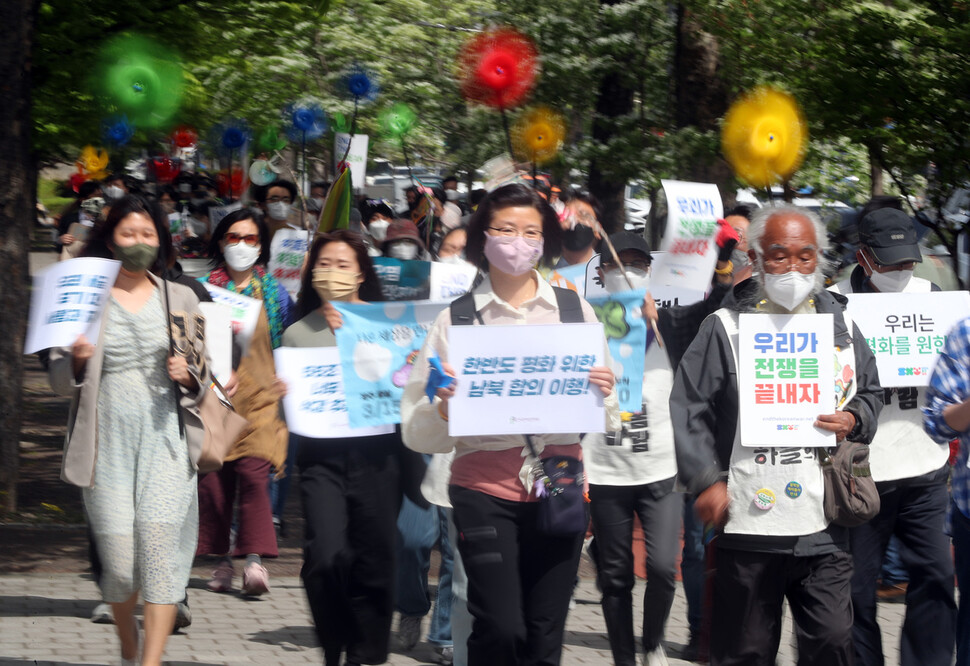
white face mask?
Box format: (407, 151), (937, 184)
(862, 252), (913, 292)
(223, 242), (261, 272)
(387, 242), (419, 261)
(762, 269), (816, 311)
(103, 185), (125, 201)
(437, 254), (467, 266)
(311, 197), (325, 210)
(267, 201), (290, 221)
(604, 267), (650, 294)
(368, 218), (391, 242)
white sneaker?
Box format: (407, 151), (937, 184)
(643, 644), (669, 666)
(91, 601), (114, 624)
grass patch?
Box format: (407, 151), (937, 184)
(38, 177), (74, 216)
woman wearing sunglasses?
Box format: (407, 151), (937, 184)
(196, 208), (293, 596)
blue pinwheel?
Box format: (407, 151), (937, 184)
(102, 115), (135, 147)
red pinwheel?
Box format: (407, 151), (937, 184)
(458, 28), (538, 110)
(151, 156), (181, 183)
(217, 168), (247, 200)
(170, 126), (198, 149)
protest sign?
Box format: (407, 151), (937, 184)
(198, 302), (233, 386)
(334, 133), (369, 190)
(208, 202), (243, 229)
(373, 257), (432, 301)
(25, 258), (121, 354)
(448, 323), (606, 437)
(332, 301), (449, 428)
(654, 180), (722, 293)
(274, 346), (395, 438)
(738, 313), (834, 447)
(269, 228), (310, 300)
(587, 289), (648, 413)
(201, 282), (263, 357)
(429, 261), (478, 302)
(566, 251), (705, 307)
(845, 291), (970, 387)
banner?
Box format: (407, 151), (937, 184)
(429, 261), (478, 302)
(448, 323), (606, 437)
(25, 257), (121, 353)
(201, 282), (263, 357)
(268, 228), (310, 300)
(586, 289), (648, 413)
(738, 313), (834, 447)
(274, 346), (395, 438)
(332, 301), (449, 428)
(334, 133), (369, 191)
(654, 180), (722, 294)
(373, 257), (432, 301)
(845, 291), (970, 387)
(198, 302), (233, 386)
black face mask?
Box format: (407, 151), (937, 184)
(562, 224), (595, 252)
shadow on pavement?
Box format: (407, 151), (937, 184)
(0, 595), (98, 618)
(247, 624), (318, 650)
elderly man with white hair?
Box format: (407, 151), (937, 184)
(670, 205), (884, 665)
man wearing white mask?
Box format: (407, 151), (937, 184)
(588, 231), (735, 666)
(670, 206), (883, 666)
(101, 173), (128, 204)
(830, 206), (956, 666)
(256, 179), (300, 239)
(382, 219), (428, 261)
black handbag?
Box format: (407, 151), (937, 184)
(524, 435), (588, 537)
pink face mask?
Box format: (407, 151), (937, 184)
(483, 234), (543, 276)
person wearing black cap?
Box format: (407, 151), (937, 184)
(584, 230), (736, 666)
(831, 206), (956, 666)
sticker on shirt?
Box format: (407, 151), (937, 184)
(785, 481), (803, 499)
(754, 488), (776, 511)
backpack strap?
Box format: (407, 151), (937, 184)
(450, 285), (584, 326)
(450, 292), (483, 326)
(552, 286), (584, 323)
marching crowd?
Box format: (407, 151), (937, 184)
(42, 172), (970, 666)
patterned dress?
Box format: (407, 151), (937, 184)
(82, 290), (198, 604)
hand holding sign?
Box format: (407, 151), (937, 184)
(71, 334), (94, 381)
(814, 411), (856, 442)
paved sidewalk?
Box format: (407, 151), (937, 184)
(0, 572), (906, 665)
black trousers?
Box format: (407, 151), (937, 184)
(298, 439), (400, 666)
(849, 479), (956, 666)
(588, 479), (680, 665)
(450, 485), (584, 666)
(710, 546), (854, 666)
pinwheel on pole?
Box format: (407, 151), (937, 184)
(511, 106), (565, 190)
(213, 120), (250, 202)
(458, 27), (539, 158)
(94, 35), (184, 130)
(337, 64), (379, 167)
(101, 115), (134, 170)
(284, 103), (328, 229)
(721, 86), (808, 202)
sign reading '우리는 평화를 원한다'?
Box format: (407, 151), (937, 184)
(273, 346), (395, 438)
(845, 290), (970, 388)
(738, 313), (835, 448)
(447, 323), (607, 437)
(24, 257), (121, 354)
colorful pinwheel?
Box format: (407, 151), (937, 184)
(721, 86), (807, 190)
(95, 35), (184, 129)
(249, 158), (279, 187)
(170, 125), (198, 149)
(285, 102), (328, 142)
(79, 145), (110, 180)
(512, 106), (565, 165)
(458, 28), (538, 110)
(340, 64), (379, 104)
(102, 115), (134, 147)
(256, 125), (287, 153)
(379, 103), (417, 141)
(150, 156), (181, 184)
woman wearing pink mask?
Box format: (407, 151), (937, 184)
(401, 183), (619, 665)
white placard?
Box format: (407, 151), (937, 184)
(448, 323), (606, 437)
(268, 228), (310, 300)
(201, 282), (263, 357)
(845, 291), (970, 387)
(739, 313), (835, 447)
(429, 261), (478, 302)
(655, 180), (722, 293)
(199, 302), (233, 386)
(575, 251), (705, 308)
(274, 346), (394, 438)
(334, 133), (369, 190)
(25, 257), (121, 353)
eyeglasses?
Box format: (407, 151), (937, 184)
(224, 232), (260, 246)
(488, 226), (544, 241)
(267, 195), (292, 204)
(601, 259), (651, 273)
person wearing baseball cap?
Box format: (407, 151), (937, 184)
(831, 202), (955, 666)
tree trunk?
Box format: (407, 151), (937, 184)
(0, 0), (37, 514)
(868, 142), (884, 196)
(587, 1), (636, 235)
(673, 4), (734, 194)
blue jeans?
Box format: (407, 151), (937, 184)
(881, 534), (908, 585)
(396, 495), (454, 647)
(681, 494), (706, 636)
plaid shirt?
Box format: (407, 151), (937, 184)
(923, 317), (970, 530)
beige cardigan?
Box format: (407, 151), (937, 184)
(49, 274), (210, 487)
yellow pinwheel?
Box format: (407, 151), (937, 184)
(512, 106), (566, 165)
(80, 145), (110, 180)
(721, 87), (807, 189)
